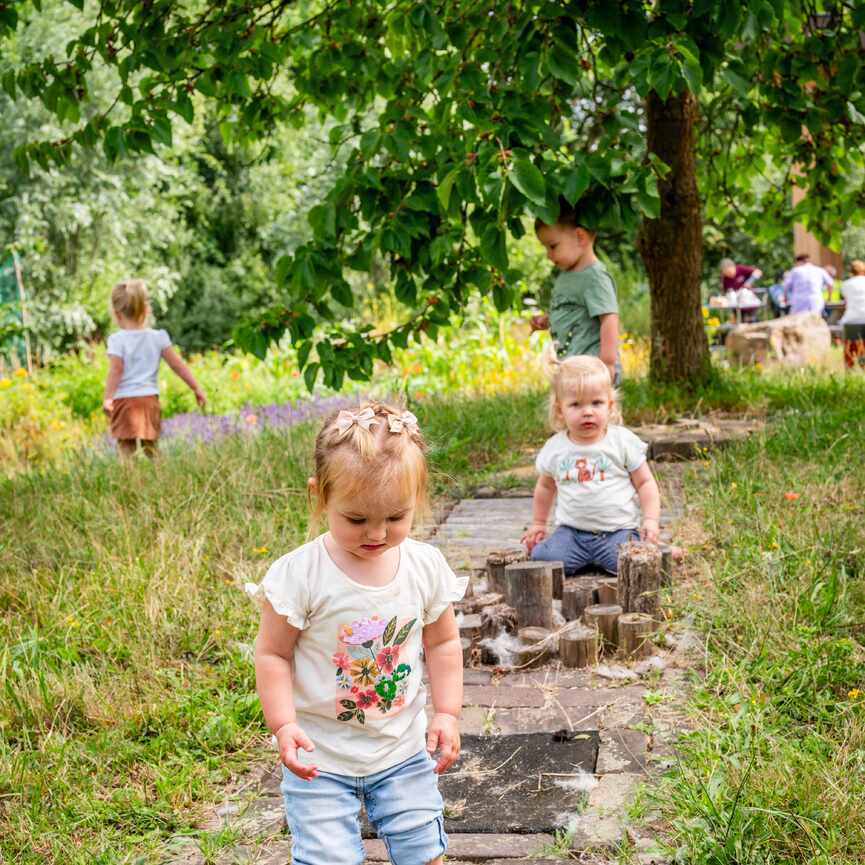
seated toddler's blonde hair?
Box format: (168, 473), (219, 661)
(548, 355), (622, 430)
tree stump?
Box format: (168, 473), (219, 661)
(519, 626), (552, 646)
(479, 603), (518, 664)
(548, 560), (565, 600)
(486, 548), (525, 595)
(560, 623), (599, 668)
(659, 543), (673, 588)
(512, 641), (551, 668)
(461, 637), (472, 665)
(455, 591), (504, 615)
(458, 613), (482, 642)
(617, 613), (654, 659)
(504, 561), (553, 628)
(584, 603), (622, 649)
(597, 577), (618, 605)
(561, 577), (598, 621)
(618, 541), (663, 617)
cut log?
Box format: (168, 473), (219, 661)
(458, 612), (482, 642)
(561, 576), (598, 621)
(659, 543), (673, 588)
(547, 560), (565, 600)
(597, 577), (618, 605)
(584, 603), (622, 649)
(560, 623), (599, 668)
(461, 637), (472, 665)
(519, 626), (552, 646)
(618, 613), (654, 659)
(455, 592), (504, 615)
(618, 542), (663, 616)
(486, 548), (526, 595)
(512, 641), (551, 668)
(504, 561), (553, 629)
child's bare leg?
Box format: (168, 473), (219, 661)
(117, 439), (138, 458)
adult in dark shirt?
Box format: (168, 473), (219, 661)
(720, 258), (763, 292)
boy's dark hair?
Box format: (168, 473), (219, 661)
(534, 196), (596, 235)
(795, 253), (810, 263)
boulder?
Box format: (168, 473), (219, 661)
(725, 312), (831, 367)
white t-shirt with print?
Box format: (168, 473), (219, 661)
(252, 535), (467, 777)
(106, 328), (171, 398)
(535, 425), (648, 533)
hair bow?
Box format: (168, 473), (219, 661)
(387, 411), (419, 434)
(334, 407), (378, 437)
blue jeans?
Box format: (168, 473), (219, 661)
(531, 525), (639, 575)
(280, 750), (446, 865)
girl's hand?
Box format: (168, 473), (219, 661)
(275, 722), (318, 780)
(521, 524), (547, 553)
(193, 387), (206, 409)
(102, 398), (114, 416)
(426, 712), (460, 774)
(640, 518), (660, 545)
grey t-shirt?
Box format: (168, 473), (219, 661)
(106, 328), (171, 398)
(549, 262), (618, 358)
(535, 426), (647, 532)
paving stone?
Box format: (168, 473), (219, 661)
(596, 728), (648, 774)
(461, 684), (645, 710)
(587, 772), (643, 814)
(452, 705), (601, 736)
(567, 815), (625, 852)
(365, 833), (555, 859)
(162, 837), (206, 865)
(254, 839), (292, 864)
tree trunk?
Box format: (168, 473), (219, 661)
(637, 89), (710, 384)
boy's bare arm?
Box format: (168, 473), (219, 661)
(598, 313), (619, 380)
(162, 346), (206, 407)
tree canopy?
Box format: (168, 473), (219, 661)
(4, 1), (865, 386)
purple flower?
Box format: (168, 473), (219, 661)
(340, 616), (388, 645)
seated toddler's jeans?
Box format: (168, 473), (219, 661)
(531, 525), (639, 575)
(280, 749), (446, 865)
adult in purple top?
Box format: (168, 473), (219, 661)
(720, 258), (762, 292)
(783, 254), (833, 315)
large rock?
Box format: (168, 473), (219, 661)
(725, 312), (831, 366)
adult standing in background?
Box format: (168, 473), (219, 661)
(720, 258), (763, 296)
(783, 254), (834, 316)
(840, 260), (865, 369)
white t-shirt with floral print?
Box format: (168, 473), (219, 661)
(252, 535), (467, 777)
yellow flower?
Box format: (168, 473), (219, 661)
(254, 545), (269, 556)
(849, 688), (861, 700)
(14, 367), (26, 377)
(0, 378), (11, 389)
(350, 658), (380, 686)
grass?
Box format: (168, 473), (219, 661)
(3, 365), (865, 864)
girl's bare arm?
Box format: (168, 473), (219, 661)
(161, 346), (206, 407)
(422, 605), (463, 773)
(103, 356), (124, 412)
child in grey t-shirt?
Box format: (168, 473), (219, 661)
(521, 356), (660, 575)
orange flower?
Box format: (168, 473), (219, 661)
(783, 491), (800, 501)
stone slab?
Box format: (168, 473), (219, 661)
(365, 833), (555, 860)
(461, 684), (645, 709)
(596, 728), (648, 774)
(453, 705), (603, 736)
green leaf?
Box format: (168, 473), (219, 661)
(337, 711), (355, 722)
(636, 188), (661, 219)
(2, 70), (16, 100)
(356, 709), (365, 725)
(492, 280), (514, 312)
(174, 92), (194, 124)
(392, 618), (417, 645)
(563, 163), (590, 205)
(233, 324), (268, 360)
(297, 340), (313, 370)
(332, 279), (354, 308)
(508, 156), (546, 205)
(437, 168), (459, 211)
(848, 102), (865, 126)
(340, 699), (357, 709)
(546, 40), (579, 87)
(479, 223), (508, 271)
(382, 616), (398, 645)
(303, 362), (320, 392)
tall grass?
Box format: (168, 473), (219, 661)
(657, 375), (865, 864)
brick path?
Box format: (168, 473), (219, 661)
(163, 465), (693, 865)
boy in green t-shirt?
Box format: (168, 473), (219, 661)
(530, 200), (619, 383)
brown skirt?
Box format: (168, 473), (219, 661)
(110, 395), (161, 441)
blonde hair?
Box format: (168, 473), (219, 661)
(851, 259), (865, 276)
(111, 279), (149, 325)
(548, 355), (621, 431)
(308, 401), (429, 534)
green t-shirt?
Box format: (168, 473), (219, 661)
(549, 262), (619, 358)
